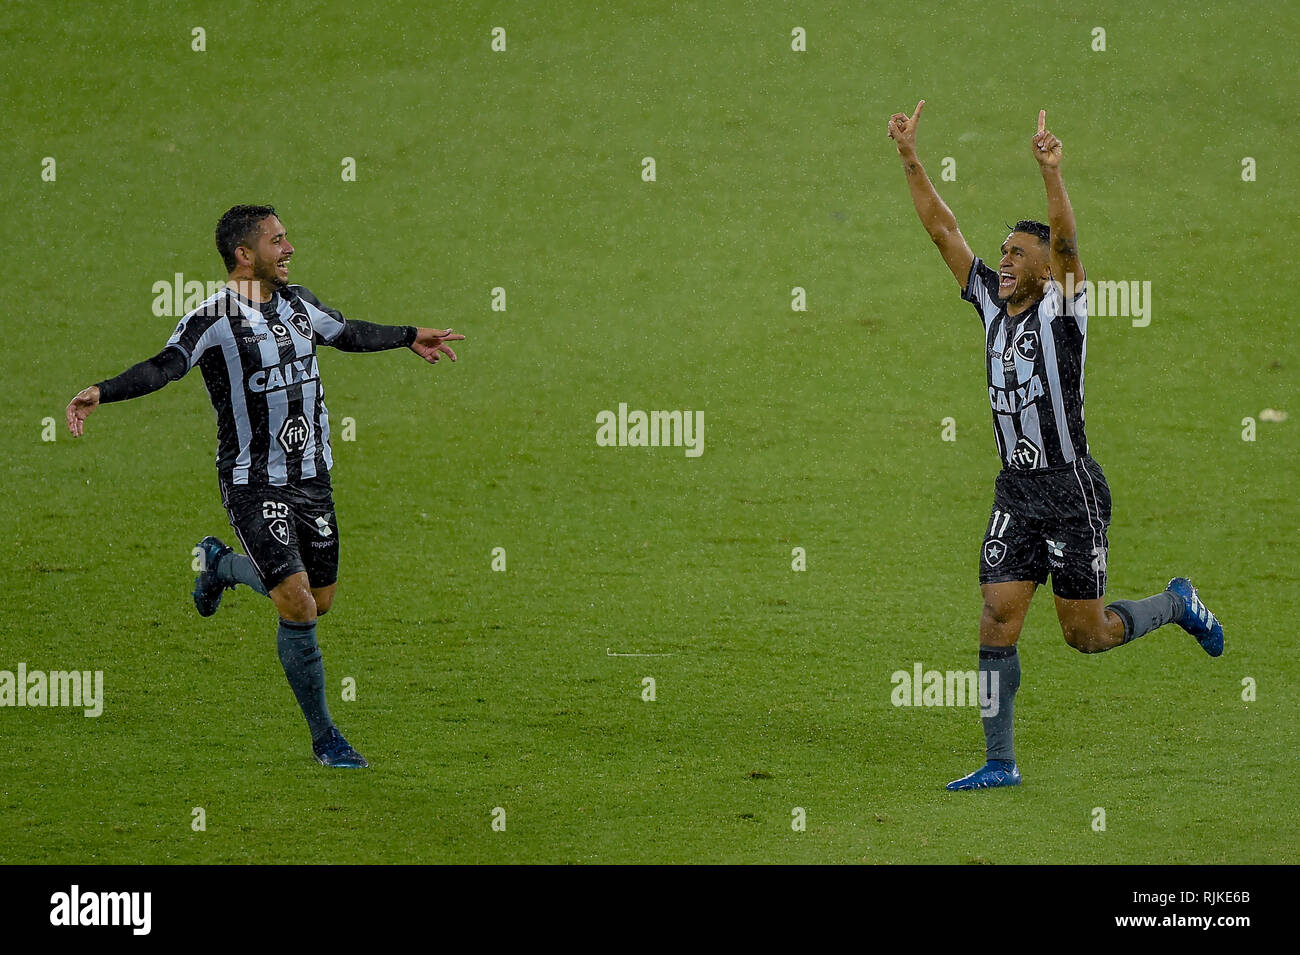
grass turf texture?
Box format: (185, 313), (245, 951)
(1, 0), (1297, 863)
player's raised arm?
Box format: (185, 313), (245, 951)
(1032, 109), (1084, 289)
(889, 100), (974, 287)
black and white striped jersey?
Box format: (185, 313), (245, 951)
(164, 285), (346, 486)
(962, 258), (1090, 470)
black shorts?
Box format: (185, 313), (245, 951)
(219, 477), (340, 591)
(979, 456), (1111, 600)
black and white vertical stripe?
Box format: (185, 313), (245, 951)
(962, 257), (1091, 470)
(164, 285), (346, 487)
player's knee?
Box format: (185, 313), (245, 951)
(276, 585), (318, 623)
(1062, 624), (1104, 653)
(314, 597), (332, 616)
(981, 599), (1019, 629)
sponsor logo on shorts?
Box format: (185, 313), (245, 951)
(983, 539), (1007, 567)
(1047, 537), (1066, 569)
(269, 518), (290, 546)
(1090, 545), (1107, 574)
(314, 516), (333, 538)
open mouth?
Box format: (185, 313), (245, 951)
(999, 270), (1015, 293)
(276, 259), (290, 276)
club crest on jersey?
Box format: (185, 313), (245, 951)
(1014, 330), (1039, 362)
(286, 310), (313, 340)
(277, 414), (311, 455)
(269, 518), (290, 546)
(989, 374), (1044, 414)
(983, 539), (1007, 567)
(1010, 437), (1041, 469)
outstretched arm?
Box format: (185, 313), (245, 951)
(325, 320), (465, 363)
(1032, 109), (1084, 289)
(66, 347), (188, 437)
(889, 99), (974, 287)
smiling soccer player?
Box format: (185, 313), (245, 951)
(66, 205), (465, 769)
(887, 103), (1226, 791)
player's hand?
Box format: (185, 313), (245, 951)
(1032, 109), (1062, 168)
(410, 328), (465, 364)
(66, 385), (100, 437)
(888, 99), (925, 155)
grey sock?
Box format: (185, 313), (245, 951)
(276, 619), (333, 741)
(1107, 592), (1181, 643)
(217, 551), (269, 597)
(979, 644), (1021, 764)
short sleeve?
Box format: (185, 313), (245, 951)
(1043, 279), (1088, 335)
(165, 295), (232, 371)
(290, 285), (346, 343)
(960, 257), (1003, 330)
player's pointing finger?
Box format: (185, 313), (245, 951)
(912, 99), (925, 122)
(1038, 109), (1046, 134)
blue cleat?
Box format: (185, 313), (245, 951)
(192, 536), (233, 618)
(946, 760), (1021, 791)
(1166, 577), (1224, 657)
(313, 726), (370, 769)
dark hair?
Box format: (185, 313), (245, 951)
(1007, 219), (1050, 246)
(216, 204), (277, 272)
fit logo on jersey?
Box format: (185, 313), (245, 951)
(1011, 437), (1041, 469)
(277, 414), (311, 454)
(248, 356), (321, 394)
(989, 374), (1044, 414)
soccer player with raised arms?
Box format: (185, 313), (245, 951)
(65, 205), (464, 768)
(887, 103), (1226, 790)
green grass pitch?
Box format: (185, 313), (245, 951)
(1, 0), (1296, 864)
